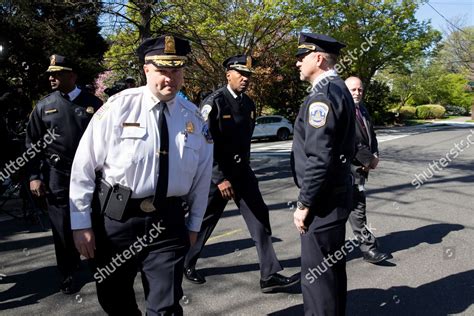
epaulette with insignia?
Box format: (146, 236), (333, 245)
(95, 102), (112, 120)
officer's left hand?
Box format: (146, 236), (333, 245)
(189, 231), (198, 246)
(294, 208), (309, 234)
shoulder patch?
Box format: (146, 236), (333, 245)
(308, 102), (329, 128)
(201, 104), (212, 121)
(202, 123), (213, 143)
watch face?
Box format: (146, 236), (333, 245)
(297, 201), (305, 210)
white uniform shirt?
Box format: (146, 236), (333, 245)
(69, 86), (213, 232)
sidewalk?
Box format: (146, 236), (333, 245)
(430, 116), (474, 126)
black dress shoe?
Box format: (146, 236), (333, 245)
(184, 266), (206, 284)
(363, 249), (389, 264)
(260, 273), (300, 293)
(60, 276), (75, 295)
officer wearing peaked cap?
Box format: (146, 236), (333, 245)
(291, 33), (355, 315)
(70, 35), (213, 315)
(25, 54), (102, 294)
(184, 54), (300, 292)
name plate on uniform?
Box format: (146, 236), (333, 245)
(123, 122), (141, 127)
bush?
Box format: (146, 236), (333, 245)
(364, 80), (396, 125)
(398, 105), (416, 119)
(416, 104), (446, 119)
(444, 105), (468, 116)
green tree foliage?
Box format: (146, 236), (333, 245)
(0, 0), (107, 102)
(437, 25), (474, 76)
(104, 0), (308, 112)
(302, 0), (441, 87)
(385, 60), (473, 111)
(101, 0), (443, 122)
(363, 80), (397, 125)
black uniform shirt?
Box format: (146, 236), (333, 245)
(26, 89), (102, 180)
(291, 74), (355, 208)
(200, 86), (257, 184)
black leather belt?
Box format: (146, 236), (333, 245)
(46, 153), (72, 170)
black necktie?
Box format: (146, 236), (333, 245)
(153, 101), (169, 207)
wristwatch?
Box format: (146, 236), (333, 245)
(297, 201), (308, 210)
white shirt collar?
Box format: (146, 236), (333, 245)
(68, 86), (81, 101)
(143, 86), (177, 116)
(311, 69), (338, 88)
(226, 84), (240, 99)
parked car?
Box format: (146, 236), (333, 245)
(252, 115), (293, 141)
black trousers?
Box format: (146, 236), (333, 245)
(348, 186), (376, 252)
(300, 185), (351, 316)
(184, 170), (282, 279)
(91, 199), (189, 316)
(45, 167), (80, 279)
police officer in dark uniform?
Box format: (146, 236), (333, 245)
(25, 55), (102, 294)
(291, 34), (355, 315)
(184, 54), (299, 293)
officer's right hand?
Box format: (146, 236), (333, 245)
(30, 180), (46, 197)
(217, 180), (235, 200)
(369, 156), (379, 169)
(73, 228), (95, 259)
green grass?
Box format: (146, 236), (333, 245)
(403, 119), (430, 126)
(440, 115), (462, 120)
(466, 120), (474, 123)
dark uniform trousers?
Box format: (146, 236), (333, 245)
(44, 165), (80, 279)
(300, 183), (352, 316)
(348, 187), (376, 252)
(91, 198), (189, 316)
(185, 167), (282, 279)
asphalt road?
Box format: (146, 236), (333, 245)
(1, 123), (473, 315)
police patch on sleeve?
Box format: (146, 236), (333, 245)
(201, 104), (212, 121)
(308, 102), (329, 128)
(202, 123), (213, 143)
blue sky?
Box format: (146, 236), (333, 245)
(415, 1), (473, 33)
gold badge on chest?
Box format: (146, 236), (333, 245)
(186, 121), (194, 133)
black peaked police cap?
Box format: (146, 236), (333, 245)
(296, 33), (346, 57)
(137, 35), (191, 68)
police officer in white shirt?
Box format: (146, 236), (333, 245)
(69, 35), (213, 315)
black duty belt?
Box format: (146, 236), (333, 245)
(46, 153), (73, 170)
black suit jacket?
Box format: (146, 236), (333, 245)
(351, 102), (379, 184)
